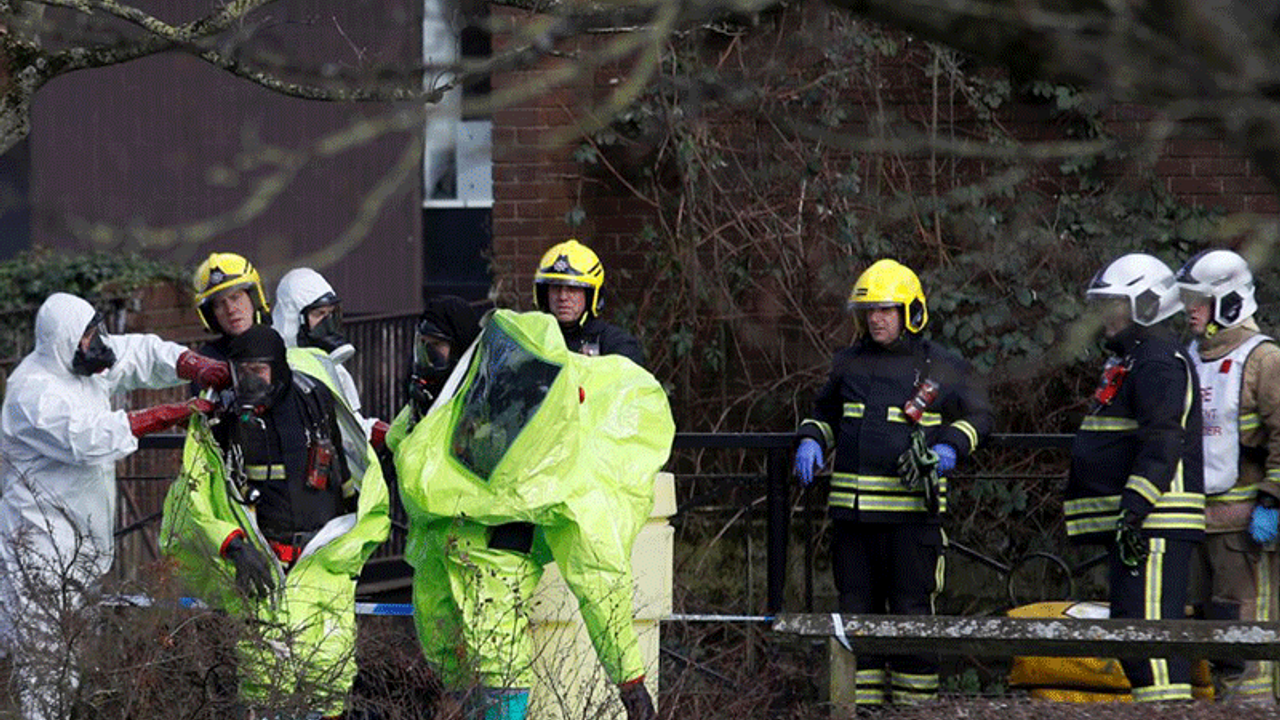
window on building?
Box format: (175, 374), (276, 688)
(422, 0), (492, 302)
(0, 137), (31, 262)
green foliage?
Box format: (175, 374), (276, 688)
(581, 9), (1232, 439)
(0, 246), (184, 311)
(0, 247), (185, 360)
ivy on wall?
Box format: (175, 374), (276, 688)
(583, 11), (1241, 438)
(0, 247), (185, 361)
(574, 8), (1265, 610)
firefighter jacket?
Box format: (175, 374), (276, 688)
(797, 333), (992, 523)
(1066, 323), (1204, 544)
(1190, 320), (1280, 533)
(394, 310), (674, 686)
(561, 316), (646, 367)
(210, 368), (351, 545)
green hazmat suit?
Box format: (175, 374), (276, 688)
(394, 309), (674, 691)
(160, 347), (391, 716)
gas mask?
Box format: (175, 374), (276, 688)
(231, 360), (276, 417)
(71, 314), (117, 376)
(408, 322), (453, 417)
(297, 294), (355, 363)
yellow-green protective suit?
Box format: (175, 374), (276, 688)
(159, 347), (391, 716)
(393, 310), (674, 690)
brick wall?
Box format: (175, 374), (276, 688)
(1100, 104), (1278, 215)
(115, 280), (208, 580)
(490, 7), (654, 313)
(486, 19), (1279, 318)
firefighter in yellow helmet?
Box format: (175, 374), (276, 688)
(191, 252), (270, 361)
(533, 239), (645, 367)
(794, 258), (991, 708)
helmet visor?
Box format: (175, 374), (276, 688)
(1178, 288), (1213, 308)
(208, 281), (256, 305)
(414, 327), (452, 374)
(1086, 294), (1133, 328)
(849, 300), (900, 311)
(535, 276), (594, 289)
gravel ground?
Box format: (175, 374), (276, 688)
(851, 697), (1279, 719)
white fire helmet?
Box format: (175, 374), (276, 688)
(1174, 249), (1257, 331)
(1085, 253), (1182, 327)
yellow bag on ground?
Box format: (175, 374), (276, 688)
(1006, 601), (1212, 702)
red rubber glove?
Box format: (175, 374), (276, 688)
(370, 419), (390, 450)
(176, 350), (231, 390)
(128, 398), (214, 437)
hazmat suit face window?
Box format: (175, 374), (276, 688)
(450, 322), (562, 480)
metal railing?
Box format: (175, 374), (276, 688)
(130, 431), (1076, 609)
(671, 432), (1074, 614)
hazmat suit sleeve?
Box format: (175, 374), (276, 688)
(101, 333), (185, 393)
(285, 348), (392, 577)
(335, 363), (364, 414)
(3, 380), (138, 466)
(159, 417), (258, 609)
(328, 357), (378, 437)
(336, 362), (380, 440)
(384, 405), (414, 455)
(312, 431), (390, 579)
(541, 356), (674, 683)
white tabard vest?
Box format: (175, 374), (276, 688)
(1191, 333), (1273, 495)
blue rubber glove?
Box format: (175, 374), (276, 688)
(931, 443), (957, 475)
(1250, 505), (1279, 544)
(794, 438), (824, 487)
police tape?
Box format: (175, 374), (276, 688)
(101, 596), (771, 622)
(103, 594), (414, 616)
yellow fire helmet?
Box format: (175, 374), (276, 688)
(533, 239), (605, 319)
(847, 258), (928, 334)
(191, 252), (270, 332)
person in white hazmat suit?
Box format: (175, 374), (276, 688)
(272, 267), (388, 447)
(0, 292), (230, 720)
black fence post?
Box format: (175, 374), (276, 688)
(767, 446), (788, 614)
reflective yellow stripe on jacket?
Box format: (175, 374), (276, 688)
(830, 473), (948, 514)
(1064, 492), (1205, 536)
(1079, 416), (1140, 432)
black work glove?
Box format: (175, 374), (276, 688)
(1115, 508), (1148, 571)
(619, 678), (656, 720)
(223, 535), (276, 599)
